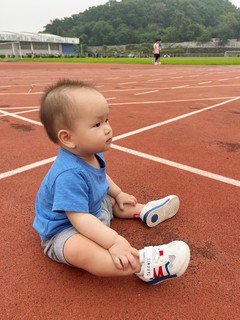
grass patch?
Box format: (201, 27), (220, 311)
(1, 57), (240, 65)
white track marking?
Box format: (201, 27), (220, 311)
(0, 91), (43, 96)
(190, 84), (237, 89)
(0, 109), (38, 117)
(104, 77), (120, 80)
(0, 82), (239, 96)
(0, 106), (39, 110)
(171, 85), (190, 89)
(110, 144), (240, 188)
(0, 157), (56, 180)
(118, 81), (138, 85)
(134, 90), (158, 96)
(109, 96), (235, 107)
(198, 81), (212, 85)
(171, 76), (183, 79)
(147, 78), (163, 82)
(27, 85), (34, 94)
(112, 96), (240, 141)
(0, 109), (42, 125)
(0, 97), (239, 186)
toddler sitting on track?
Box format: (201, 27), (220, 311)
(33, 79), (190, 285)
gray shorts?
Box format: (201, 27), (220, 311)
(41, 195), (113, 266)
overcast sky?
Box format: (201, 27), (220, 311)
(0, 0), (239, 33)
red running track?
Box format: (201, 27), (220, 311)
(0, 62), (240, 320)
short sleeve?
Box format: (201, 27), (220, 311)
(52, 170), (89, 213)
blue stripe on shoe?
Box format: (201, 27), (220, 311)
(147, 274), (177, 285)
(165, 260), (171, 276)
(143, 198), (170, 223)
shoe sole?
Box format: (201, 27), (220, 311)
(142, 196), (180, 227)
(148, 241), (191, 285)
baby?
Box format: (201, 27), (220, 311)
(33, 79), (190, 285)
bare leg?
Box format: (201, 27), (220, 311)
(113, 202), (144, 219)
(111, 195), (180, 227)
(64, 232), (191, 285)
(64, 233), (141, 277)
(109, 196), (144, 219)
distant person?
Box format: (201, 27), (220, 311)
(152, 39), (162, 65)
(33, 79), (190, 285)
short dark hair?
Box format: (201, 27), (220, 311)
(40, 79), (95, 143)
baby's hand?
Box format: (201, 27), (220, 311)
(115, 192), (137, 210)
(108, 236), (139, 270)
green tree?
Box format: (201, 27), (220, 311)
(43, 0), (239, 45)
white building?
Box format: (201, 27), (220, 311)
(0, 31), (79, 57)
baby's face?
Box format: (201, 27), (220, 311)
(69, 88), (113, 156)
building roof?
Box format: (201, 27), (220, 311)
(0, 31), (79, 44)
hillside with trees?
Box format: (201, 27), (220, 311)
(43, 0), (240, 46)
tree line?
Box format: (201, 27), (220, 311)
(43, 0), (240, 46)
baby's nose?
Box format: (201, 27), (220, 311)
(105, 122), (112, 133)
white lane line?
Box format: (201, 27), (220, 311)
(0, 109), (42, 125)
(134, 90), (158, 96)
(118, 81), (138, 85)
(0, 96), (234, 113)
(171, 85), (190, 89)
(104, 77), (120, 80)
(1, 96), (238, 128)
(191, 84), (238, 89)
(0, 106), (39, 110)
(102, 83), (240, 92)
(0, 157), (56, 180)
(112, 96), (240, 141)
(198, 81), (212, 85)
(27, 85), (34, 94)
(0, 96), (239, 182)
(0, 91), (43, 96)
(0, 81), (239, 96)
(109, 96), (234, 107)
(147, 78), (163, 82)
(171, 76), (183, 79)
(111, 144), (240, 188)
(0, 108), (39, 117)
(129, 75), (144, 78)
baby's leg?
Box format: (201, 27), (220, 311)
(64, 234), (191, 285)
(112, 195), (180, 227)
(113, 201), (144, 219)
(64, 233), (141, 277)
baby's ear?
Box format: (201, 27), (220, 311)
(58, 129), (75, 148)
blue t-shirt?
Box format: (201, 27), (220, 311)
(33, 148), (109, 240)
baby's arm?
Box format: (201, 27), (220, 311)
(66, 211), (139, 269)
(106, 174), (137, 210)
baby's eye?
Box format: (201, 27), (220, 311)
(95, 123), (101, 127)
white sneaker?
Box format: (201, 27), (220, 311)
(140, 195), (179, 227)
(136, 241), (190, 285)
